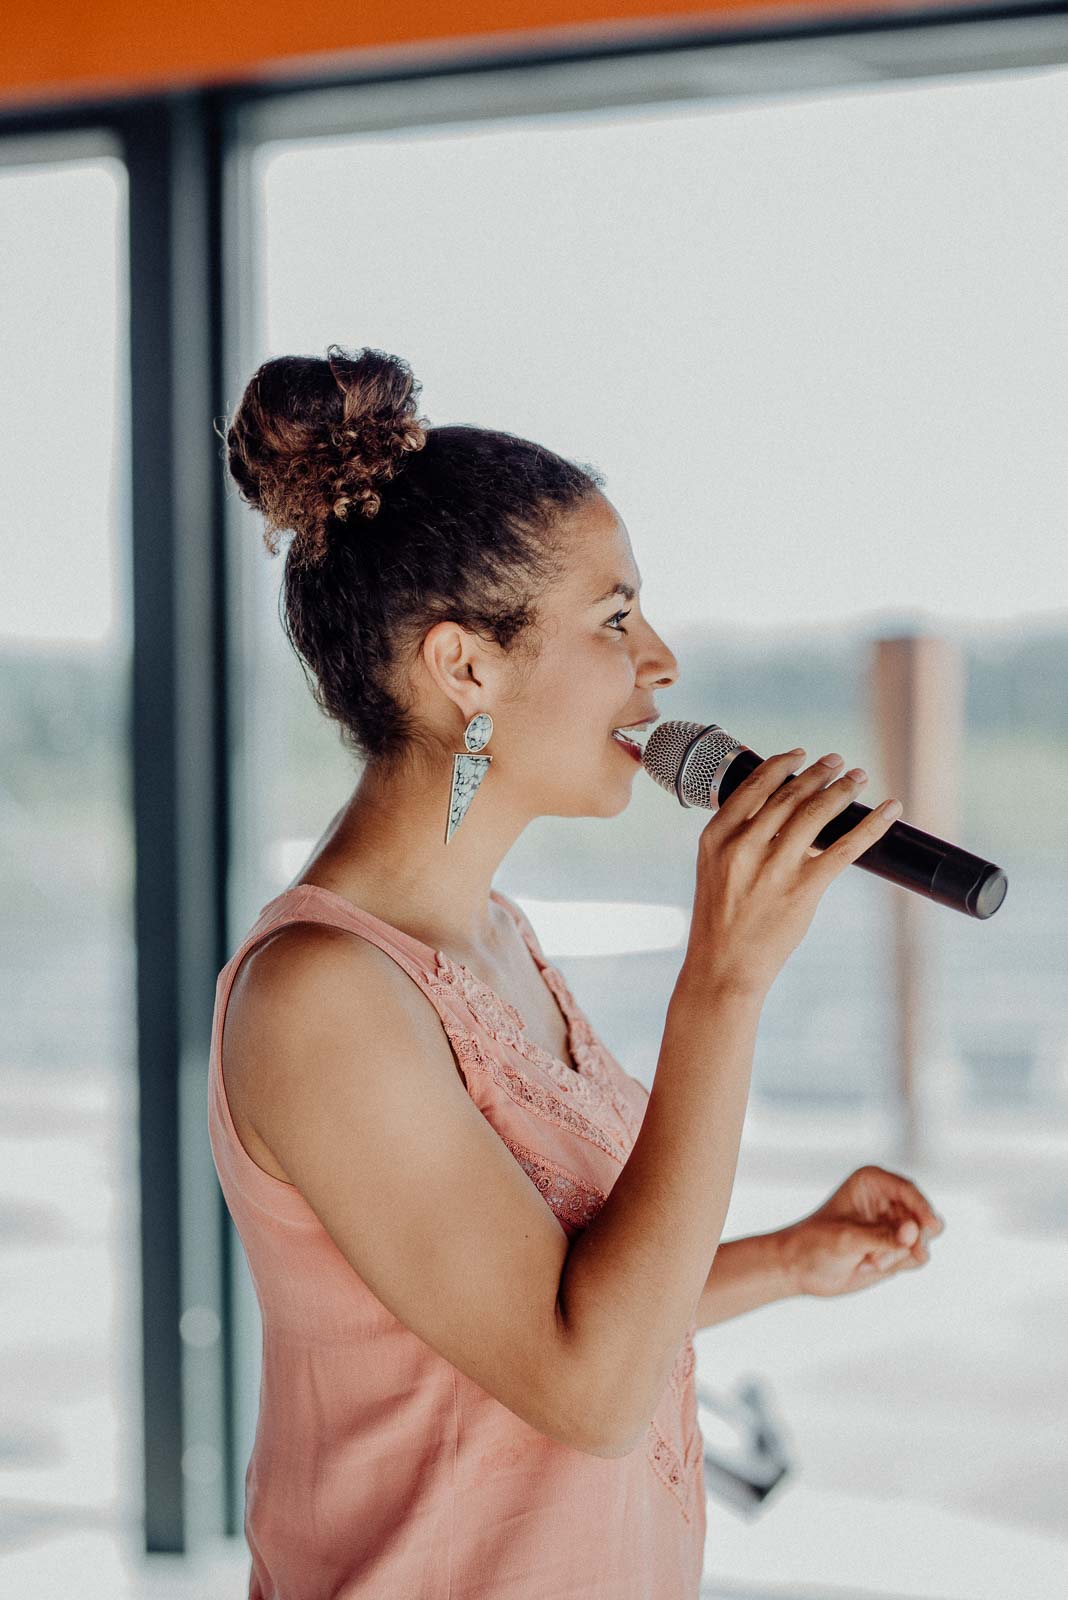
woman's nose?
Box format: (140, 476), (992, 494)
(647, 637), (679, 688)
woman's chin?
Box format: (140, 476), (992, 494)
(542, 741), (639, 817)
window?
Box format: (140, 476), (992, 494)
(0, 142), (139, 1565)
(224, 47), (1067, 1594)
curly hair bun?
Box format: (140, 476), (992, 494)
(223, 344), (431, 567)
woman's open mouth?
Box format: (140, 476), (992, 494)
(609, 727), (646, 762)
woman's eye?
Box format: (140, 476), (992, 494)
(605, 609), (632, 634)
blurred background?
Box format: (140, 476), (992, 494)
(1, 3), (1066, 1597)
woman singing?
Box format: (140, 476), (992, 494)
(210, 344), (942, 1599)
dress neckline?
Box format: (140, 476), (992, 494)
(262, 881), (584, 1077)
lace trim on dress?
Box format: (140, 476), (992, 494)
(668, 1328), (697, 1400)
(428, 999), (627, 1163)
(499, 1137), (608, 1233)
(421, 906), (646, 1157)
(646, 1420), (700, 1523)
(498, 897), (648, 1146)
(645, 1330), (702, 1522)
(535, 960), (646, 1148)
(425, 952), (554, 1069)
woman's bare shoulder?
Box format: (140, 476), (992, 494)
(221, 921), (462, 1182)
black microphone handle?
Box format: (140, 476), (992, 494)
(717, 748), (1008, 920)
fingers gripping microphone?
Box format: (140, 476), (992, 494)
(642, 721), (1008, 920)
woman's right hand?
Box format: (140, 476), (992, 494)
(680, 749), (902, 1002)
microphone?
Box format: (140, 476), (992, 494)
(641, 720), (1008, 920)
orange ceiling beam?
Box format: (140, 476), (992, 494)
(1, 0), (918, 111)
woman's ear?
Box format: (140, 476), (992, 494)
(420, 619), (490, 713)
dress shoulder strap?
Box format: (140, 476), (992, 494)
(209, 883), (504, 1215)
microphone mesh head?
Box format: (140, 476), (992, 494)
(641, 720), (743, 809)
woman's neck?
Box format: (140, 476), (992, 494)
(294, 763), (530, 952)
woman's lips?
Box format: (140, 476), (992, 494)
(609, 729), (643, 762)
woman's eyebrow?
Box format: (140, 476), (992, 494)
(589, 580), (640, 605)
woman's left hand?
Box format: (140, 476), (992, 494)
(777, 1164), (945, 1298)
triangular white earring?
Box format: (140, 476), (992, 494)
(445, 712), (494, 844)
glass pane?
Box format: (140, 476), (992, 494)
(229, 62), (1068, 1597)
(0, 152), (140, 1576)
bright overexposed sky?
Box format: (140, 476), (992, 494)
(2, 60), (1067, 645)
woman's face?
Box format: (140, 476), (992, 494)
(502, 492), (681, 819)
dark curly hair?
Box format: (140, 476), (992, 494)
(221, 345), (606, 773)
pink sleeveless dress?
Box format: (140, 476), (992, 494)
(208, 882), (705, 1599)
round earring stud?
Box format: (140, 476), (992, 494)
(464, 712), (493, 753)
